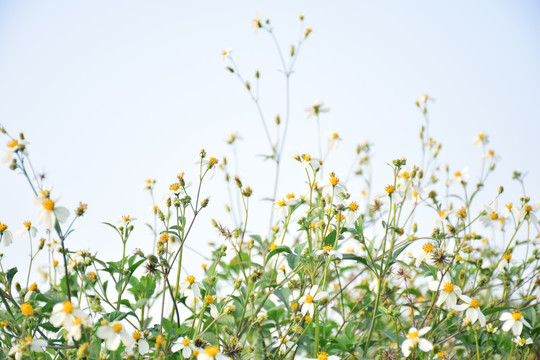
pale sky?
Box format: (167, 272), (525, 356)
(1, 1), (539, 282)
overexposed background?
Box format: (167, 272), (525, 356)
(1, 1), (539, 284)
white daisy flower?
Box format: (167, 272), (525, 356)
(96, 320), (135, 351)
(129, 331), (149, 355)
(501, 203), (520, 219)
(272, 336), (295, 355)
(2, 138), (29, 164)
(481, 149), (501, 163)
(428, 272), (462, 310)
(479, 200), (503, 228)
(305, 100), (329, 119)
(435, 209), (452, 228)
(9, 337), (47, 360)
(319, 172), (347, 198)
(401, 326), (432, 357)
(499, 310), (530, 336)
(513, 336), (533, 347)
(455, 295), (486, 327)
(315, 244), (342, 260)
(196, 157), (219, 180)
(376, 184), (404, 204)
(299, 285), (328, 317)
(518, 202), (539, 226)
(197, 345), (228, 360)
(35, 193), (69, 229)
(252, 13), (263, 34)
(326, 131), (342, 150)
(276, 262), (291, 284)
(171, 337), (196, 358)
(344, 201), (360, 227)
(180, 275), (203, 298)
(164, 182), (188, 201)
(50, 301), (89, 341)
(413, 242), (435, 267)
(298, 154), (321, 170)
(221, 47), (232, 60)
(450, 167), (470, 184)
(16, 221), (38, 238)
(205, 295), (220, 318)
(274, 198), (289, 219)
(473, 133), (489, 146)
(0, 222), (13, 247)
(486, 323), (498, 333)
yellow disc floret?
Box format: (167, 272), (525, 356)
(204, 346), (219, 356)
(305, 294), (314, 304)
(443, 282), (454, 293)
(113, 323), (123, 333)
(512, 310), (522, 320)
(422, 243), (434, 253)
(43, 199), (55, 211)
(20, 303), (34, 317)
(186, 275), (195, 284)
(317, 352), (329, 360)
(63, 301), (73, 314)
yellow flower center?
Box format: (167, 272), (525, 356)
(43, 199), (55, 211)
(23, 336), (32, 345)
(488, 149), (494, 156)
(169, 183), (180, 191)
(113, 323), (123, 333)
(332, 133), (339, 140)
(504, 253), (511, 261)
(73, 317), (83, 326)
(53, 260), (59, 267)
(408, 330), (419, 340)
(401, 171), (410, 179)
(302, 154), (311, 162)
(323, 245), (332, 252)
(438, 210), (447, 217)
(305, 294), (314, 304)
(186, 275), (195, 284)
(286, 193), (295, 200)
(182, 338), (190, 346)
(329, 174), (339, 186)
(437, 352), (446, 358)
(524, 205), (532, 212)
(512, 311), (522, 320)
(443, 282), (454, 293)
(63, 301), (73, 314)
(279, 265), (286, 272)
(280, 337), (288, 343)
(209, 157), (218, 166)
(478, 133), (485, 140)
(305, 314), (312, 323)
(0, 223), (7, 232)
(193, 350), (199, 357)
(122, 215), (131, 222)
(24, 221), (32, 229)
(490, 212), (498, 220)
(205, 295), (214, 304)
(454, 171), (462, 178)
(422, 243), (434, 253)
(317, 352), (329, 360)
(20, 303), (34, 317)
(385, 185), (395, 194)
(470, 299), (480, 308)
(156, 334), (164, 345)
(277, 199), (286, 207)
(7, 139), (18, 148)
(269, 243), (277, 251)
(204, 346), (219, 356)
(130, 331), (141, 340)
(28, 283), (37, 291)
(349, 202), (359, 211)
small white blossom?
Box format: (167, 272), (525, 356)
(171, 337), (196, 358)
(499, 310), (530, 336)
(401, 326), (432, 357)
(299, 285), (328, 317)
(429, 272), (462, 310)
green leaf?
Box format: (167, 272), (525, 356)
(483, 306), (513, 316)
(273, 288), (290, 309)
(286, 253), (299, 269)
(265, 246), (292, 265)
(6, 267), (17, 288)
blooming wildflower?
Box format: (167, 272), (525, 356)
(180, 275), (203, 298)
(450, 167), (470, 184)
(429, 272), (462, 309)
(298, 153), (321, 170)
(96, 320), (135, 351)
(405, 182), (423, 203)
(481, 149), (501, 163)
(306, 352), (340, 360)
(172, 337), (196, 358)
(9, 337), (47, 360)
(274, 198), (289, 218)
(401, 326), (432, 357)
(35, 193), (69, 229)
(513, 336), (533, 347)
(376, 184), (404, 203)
(473, 133), (489, 146)
(205, 295), (220, 318)
(276, 262), (291, 284)
(305, 100), (329, 118)
(315, 244), (342, 259)
(497, 253), (513, 272)
(479, 200), (503, 228)
(455, 295), (486, 327)
(196, 157), (219, 179)
(499, 310), (531, 336)
(435, 209), (452, 228)
(186, 291), (203, 312)
(16, 220), (38, 238)
(50, 301), (89, 340)
(128, 331), (149, 355)
(326, 131), (341, 150)
(299, 285), (328, 317)
(252, 13), (263, 34)
(486, 323), (498, 333)
(20, 303), (34, 317)
(0, 222), (13, 246)
(221, 47), (232, 60)
(319, 172), (347, 198)
(501, 203), (520, 219)
(344, 201), (359, 227)
(518, 202), (539, 225)
(413, 242), (435, 267)
(272, 336), (295, 355)
(197, 345), (228, 360)
(2, 138), (29, 164)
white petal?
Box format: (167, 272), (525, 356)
(512, 321), (523, 336)
(418, 327), (431, 336)
(502, 319), (514, 332)
(54, 207), (70, 223)
(183, 346), (193, 358)
(401, 339), (413, 357)
(418, 338), (433, 352)
(138, 339), (149, 354)
(97, 326), (112, 340)
(499, 312), (513, 321)
(107, 334), (121, 351)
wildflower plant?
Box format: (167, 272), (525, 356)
(1, 13), (539, 360)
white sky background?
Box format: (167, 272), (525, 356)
(1, 1), (540, 285)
